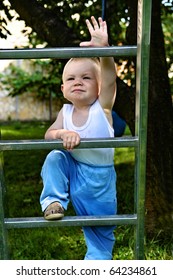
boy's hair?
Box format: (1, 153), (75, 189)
(66, 57), (100, 66)
(62, 57), (101, 81)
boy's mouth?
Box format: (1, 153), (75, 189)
(72, 89), (85, 93)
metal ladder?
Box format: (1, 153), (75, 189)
(0, 0), (152, 260)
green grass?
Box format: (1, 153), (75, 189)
(0, 121), (172, 260)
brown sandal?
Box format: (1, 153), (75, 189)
(44, 202), (64, 220)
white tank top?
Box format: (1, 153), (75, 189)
(63, 100), (114, 165)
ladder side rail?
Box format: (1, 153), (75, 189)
(135, 0), (152, 259)
(0, 151), (9, 259)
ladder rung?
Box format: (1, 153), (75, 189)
(4, 214), (137, 229)
(0, 46), (137, 60)
(0, 137), (138, 151)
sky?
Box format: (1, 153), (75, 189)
(0, 4), (30, 71)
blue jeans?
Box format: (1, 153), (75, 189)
(40, 150), (117, 260)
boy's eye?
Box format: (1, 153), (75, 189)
(67, 77), (74, 81)
(83, 76), (91, 79)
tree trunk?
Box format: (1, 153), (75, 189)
(145, 0), (173, 236)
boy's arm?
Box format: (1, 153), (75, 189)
(45, 109), (80, 150)
(44, 108), (64, 140)
(99, 56), (116, 111)
(80, 16), (116, 111)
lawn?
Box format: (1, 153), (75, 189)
(0, 121), (172, 260)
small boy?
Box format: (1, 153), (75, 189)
(40, 16), (117, 260)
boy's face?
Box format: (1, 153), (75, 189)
(61, 59), (100, 107)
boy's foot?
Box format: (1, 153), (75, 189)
(44, 202), (64, 220)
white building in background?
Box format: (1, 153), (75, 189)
(0, 58), (62, 121)
(0, 59), (61, 122)
(0, 86), (57, 121)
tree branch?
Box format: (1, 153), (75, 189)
(9, 0), (77, 47)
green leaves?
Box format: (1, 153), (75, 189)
(0, 59), (64, 100)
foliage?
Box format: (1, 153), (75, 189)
(0, 0), (130, 98)
(0, 0), (13, 39)
(0, 59), (64, 100)
(0, 121), (172, 260)
(0, 0), (172, 97)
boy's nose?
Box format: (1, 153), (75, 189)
(74, 78), (82, 85)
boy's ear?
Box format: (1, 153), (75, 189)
(61, 84), (64, 92)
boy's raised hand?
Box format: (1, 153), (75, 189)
(80, 16), (109, 48)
